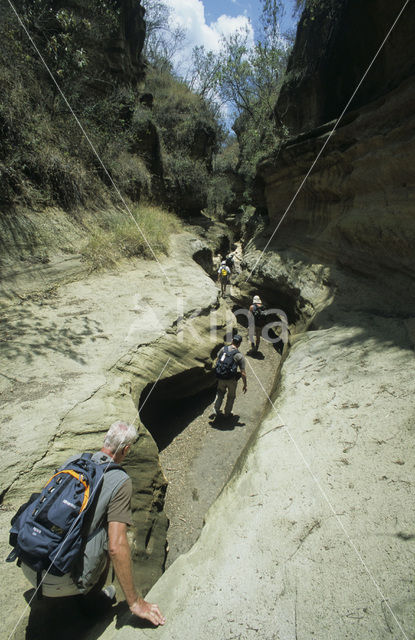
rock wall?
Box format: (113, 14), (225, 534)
(253, 0), (415, 320)
(89, 6), (415, 639)
(0, 233), (226, 639)
(276, 0), (415, 135)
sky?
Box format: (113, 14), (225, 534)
(163, 0), (298, 74)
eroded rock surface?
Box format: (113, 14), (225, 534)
(91, 2), (415, 638)
(0, 233), (223, 638)
(95, 309), (414, 640)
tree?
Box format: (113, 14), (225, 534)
(141, 0), (185, 70)
(187, 45), (221, 106)
(185, 0), (292, 213)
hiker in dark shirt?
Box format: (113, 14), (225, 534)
(249, 295), (266, 353)
(225, 253), (234, 271)
(212, 334), (247, 418)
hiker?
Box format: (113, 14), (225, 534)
(217, 260), (231, 297)
(212, 334), (247, 418)
(249, 295), (266, 353)
(225, 253), (234, 271)
(14, 421), (166, 627)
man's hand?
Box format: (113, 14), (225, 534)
(108, 521), (166, 627)
(130, 597), (166, 626)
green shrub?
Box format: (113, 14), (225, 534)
(162, 152), (209, 214)
(107, 152), (152, 201)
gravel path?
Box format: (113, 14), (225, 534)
(159, 312), (281, 567)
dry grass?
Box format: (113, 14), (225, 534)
(81, 204), (181, 270)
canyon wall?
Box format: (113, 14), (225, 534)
(251, 0), (415, 321)
(96, 4), (414, 639)
(0, 233), (226, 639)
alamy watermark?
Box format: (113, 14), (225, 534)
(175, 301), (289, 346)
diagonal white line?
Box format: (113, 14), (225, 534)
(7, 356), (172, 639)
(246, 0), (411, 282)
(6, 0), (171, 284)
(137, 356), (172, 419)
(245, 358), (409, 640)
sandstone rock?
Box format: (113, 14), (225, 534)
(256, 76), (415, 319)
(89, 305), (415, 640)
(0, 232), (222, 638)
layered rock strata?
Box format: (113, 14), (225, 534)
(95, 311), (415, 640)
(91, 2), (415, 639)
(0, 233), (226, 638)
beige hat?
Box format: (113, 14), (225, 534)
(253, 295), (262, 304)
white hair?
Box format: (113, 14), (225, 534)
(103, 420), (138, 453)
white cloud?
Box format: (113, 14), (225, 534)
(164, 0), (254, 70)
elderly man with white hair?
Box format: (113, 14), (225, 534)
(20, 420), (165, 627)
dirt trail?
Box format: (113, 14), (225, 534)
(160, 295), (281, 567)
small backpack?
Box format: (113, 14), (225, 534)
(6, 453), (121, 594)
(220, 266), (228, 278)
(215, 346), (239, 379)
(252, 304), (266, 326)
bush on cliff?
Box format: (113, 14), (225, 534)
(143, 66), (224, 215)
(0, 0), (224, 263)
(81, 203), (181, 270)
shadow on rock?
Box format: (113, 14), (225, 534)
(113, 602), (160, 631)
(23, 589), (117, 640)
(247, 350), (265, 360)
(0, 304), (106, 365)
(140, 385), (217, 451)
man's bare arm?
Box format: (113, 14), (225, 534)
(241, 370), (247, 393)
(108, 521), (165, 626)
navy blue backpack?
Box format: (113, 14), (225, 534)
(6, 453), (120, 594)
(215, 346), (239, 380)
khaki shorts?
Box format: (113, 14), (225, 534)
(22, 563), (81, 598)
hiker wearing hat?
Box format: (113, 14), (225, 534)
(249, 295), (266, 353)
(217, 260), (231, 297)
(212, 334), (247, 418)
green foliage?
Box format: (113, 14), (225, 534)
(107, 152), (152, 201)
(16, 0), (120, 85)
(142, 65), (225, 214)
(0, 0), (224, 256)
(186, 0), (292, 213)
(146, 68), (204, 151)
(163, 152), (209, 213)
(206, 174), (234, 218)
